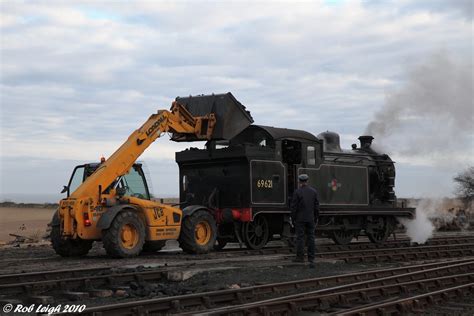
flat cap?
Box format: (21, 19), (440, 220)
(298, 174), (309, 182)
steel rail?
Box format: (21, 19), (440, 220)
(2, 243), (473, 297)
(320, 243), (474, 262)
(0, 267), (172, 296)
(2, 235), (473, 282)
(2, 238), (469, 285)
(0, 266), (114, 285)
(334, 282), (474, 316)
(187, 261), (474, 315)
(204, 272), (474, 316)
(82, 259), (474, 315)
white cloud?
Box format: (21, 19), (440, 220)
(0, 0), (472, 199)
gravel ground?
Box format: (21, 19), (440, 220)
(54, 257), (396, 309)
(1, 232), (471, 315)
(0, 238), (397, 311)
(1, 231), (472, 274)
(0, 238), (340, 274)
(421, 294), (474, 315)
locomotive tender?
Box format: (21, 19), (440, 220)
(174, 93), (415, 249)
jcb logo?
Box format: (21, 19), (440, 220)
(146, 116), (166, 137)
(153, 207), (164, 219)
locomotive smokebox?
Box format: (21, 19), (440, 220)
(358, 135), (374, 148)
(172, 92), (254, 142)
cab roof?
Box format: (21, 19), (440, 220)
(237, 125), (319, 143)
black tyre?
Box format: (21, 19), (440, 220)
(213, 238), (228, 251)
(50, 212), (92, 257)
(142, 240), (167, 253)
(179, 210), (217, 254)
(102, 210), (145, 258)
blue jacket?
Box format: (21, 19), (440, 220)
(290, 185), (320, 223)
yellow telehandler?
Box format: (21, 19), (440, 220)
(51, 93), (252, 258)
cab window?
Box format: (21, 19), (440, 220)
(307, 146), (316, 165)
(68, 166), (85, 196)
(121, 166), (150, 199)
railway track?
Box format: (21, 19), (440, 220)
(81, 258), (474, 315)
(2, 239), (473, 293)
(328, 283), (474, 315)
(1, 238), (474, 297)
(0, 234), (471, 271)
(1, 235), (473, 316)
(230, 234), (474, 255)
(216, 241), (474, 264)
(320, 242), (474, 263)
(150, 235), (474, 260)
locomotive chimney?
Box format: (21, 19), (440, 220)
(358, 135), (374, 149)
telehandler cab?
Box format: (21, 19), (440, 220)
(51, 93), (253, 258)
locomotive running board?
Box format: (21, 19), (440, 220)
(319, 206), (416, 219)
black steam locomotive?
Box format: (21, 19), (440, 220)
(174, 93), (415, 249)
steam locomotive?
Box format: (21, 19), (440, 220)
(174, 93), (415, 249)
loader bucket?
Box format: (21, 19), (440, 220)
(172, 92), (254, 141)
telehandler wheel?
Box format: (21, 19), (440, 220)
(50, 213), (92, 257)
(179, 210), (217, 254)
(142, 240), (166, 253)
(102, 210), (145, 258)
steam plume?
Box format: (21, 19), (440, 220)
(366, 53), (473, 158)
(399, 198), (465, 244)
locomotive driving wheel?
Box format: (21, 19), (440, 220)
(242, 215), (269, 250)
(331, 229), (358, 245)
(366, 216), (394, 244)
(330, 217), (360, 245)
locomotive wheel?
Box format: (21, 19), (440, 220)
(367, 216), (393, 244)
(102, 210), (145, 258)
(242, 215), (269, 250)
(142, 240), (167, 253)
(213, 238), (228, 251)
(50, 212), (92, 257)
(179, 210), (217, 254)
(331, 229), (358, 245)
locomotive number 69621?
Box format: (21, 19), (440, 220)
(256, 179), (273, 188)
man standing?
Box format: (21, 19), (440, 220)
(290, 174), (320, 268)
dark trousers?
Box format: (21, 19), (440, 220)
(295, 221), (315, 262)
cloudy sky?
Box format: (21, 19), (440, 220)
(1, 0), (472, 202)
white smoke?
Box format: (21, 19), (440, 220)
(365, 52), (474, 164)
(398, 198), (459, 244)
(399, 208), (434, 244)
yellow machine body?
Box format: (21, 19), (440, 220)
(59, 196), (182, 241)
(57, 102), (216, 244)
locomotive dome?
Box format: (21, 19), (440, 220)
(317, 131), (342, 152)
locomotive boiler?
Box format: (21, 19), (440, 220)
(174, 93), (415, 249)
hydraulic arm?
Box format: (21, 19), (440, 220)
(59, 101), (216, 237)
